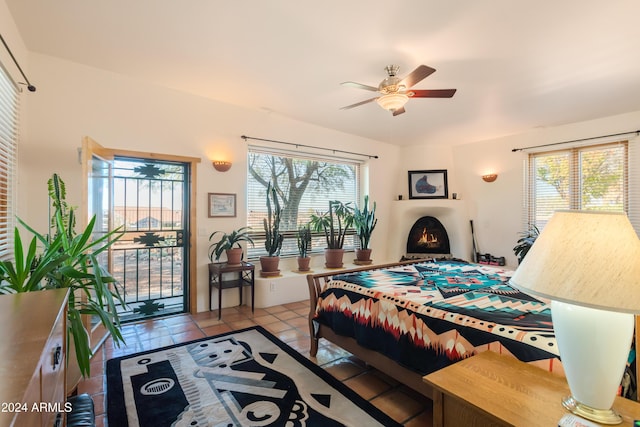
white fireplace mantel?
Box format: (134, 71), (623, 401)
(387, 199), (473, 261)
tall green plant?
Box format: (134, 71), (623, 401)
(310, 200), (354, 249)
(263, 182), (283, 257)
(353, 195), (377, 250)
(296, 223), (312, 258)
(0, 174), (126, 378)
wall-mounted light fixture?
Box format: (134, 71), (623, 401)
(482, 173), (498, 183)
(212, 160), (232, 172)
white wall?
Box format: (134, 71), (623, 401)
(17, 53), (400, 312)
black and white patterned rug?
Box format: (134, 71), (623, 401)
(106, 326), (400, 427)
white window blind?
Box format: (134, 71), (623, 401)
(628, 137), (640, 236)
(0, 62), (18, 260)
(526, 141), (634, 233)
(247, 146), (361, 258)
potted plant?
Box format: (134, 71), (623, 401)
(513, 224), (539, 264)
(310, 200), (354, 268)
(296, 223), (312, 272)
(353, 195), (377, 264)
(260, 182), (284, 277)
(208, 227), (254, 266)
(0, 174), (126, 378)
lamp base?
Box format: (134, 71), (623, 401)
(562, 396), (622, 425)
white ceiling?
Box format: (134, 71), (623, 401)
(7, 0), (640, 146)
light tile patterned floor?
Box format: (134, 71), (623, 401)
(77, 300), (433, 427)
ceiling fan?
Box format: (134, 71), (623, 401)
(340, 64), (456, 116)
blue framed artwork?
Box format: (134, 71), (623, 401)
(408, 170), (448, 199)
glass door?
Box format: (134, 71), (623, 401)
(83, 137), (114, 349)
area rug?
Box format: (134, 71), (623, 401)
(106, 326), (401, 427)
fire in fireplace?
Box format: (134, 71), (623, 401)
(406, 216), (451, 257)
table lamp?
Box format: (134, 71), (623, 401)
(509, 210), (640, 424)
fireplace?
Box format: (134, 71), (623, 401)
(406, 216), (451, 258)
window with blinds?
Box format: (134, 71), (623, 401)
(526, 141), (629, 230)
(0, 63), (18, 260)
(246, 147), (360, 259)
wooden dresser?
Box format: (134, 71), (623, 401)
(0, 289), (69, 427)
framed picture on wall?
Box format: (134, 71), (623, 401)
(208, 193), (236, 217)
(408, 170), (448, 199)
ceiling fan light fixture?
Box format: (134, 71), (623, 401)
(376, 93), (408, 112)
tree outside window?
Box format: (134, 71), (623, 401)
(528, 142), (627, 229)
(247, 149), (360, 258)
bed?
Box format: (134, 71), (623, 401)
(307, 258), (562, 399)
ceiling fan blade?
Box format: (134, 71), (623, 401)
(392, 107), (406, 116)
(409, 89), (457, 98)
(340, 97), (378, 110)
(341, 81), (379, 92)
(399, 65), (436, 88)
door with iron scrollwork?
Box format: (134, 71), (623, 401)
(111, 157), (189, 321)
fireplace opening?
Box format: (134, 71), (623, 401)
(406, 216), (451, 258)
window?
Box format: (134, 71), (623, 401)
(247, 146), (361, 258)
(0, 63), (18, 260)
(526, 141), (628, 230)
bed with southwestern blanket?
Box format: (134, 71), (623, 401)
(311, 260), (562, 377)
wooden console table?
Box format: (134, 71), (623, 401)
(0, 288), (69, 427)
(208, 261), (255, 319)
(423, 351), (640, 427)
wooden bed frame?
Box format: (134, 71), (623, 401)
(306, 259), (437, 399)
(307, 260), (640, 403)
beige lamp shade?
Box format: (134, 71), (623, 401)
(509, 210), (640, 314)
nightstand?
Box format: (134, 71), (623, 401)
(423, 351), (640, 427)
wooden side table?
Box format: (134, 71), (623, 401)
(208, 261), (255, 319)
(423, 351), (640, 427)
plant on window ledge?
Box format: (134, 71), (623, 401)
(260, 182), (284, 276)
(353, 195), (377, 264)
(0, 173), (126, 378)
(310, 200), (354, 268)
(295, 223), (312, 272)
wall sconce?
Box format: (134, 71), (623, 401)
(482, 174), (498, 183)
(212, 160), (232, 172)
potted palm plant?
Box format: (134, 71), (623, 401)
(0, 174), (126, 378)
(353, 195), (377, 264)
(260, 182), (283, 277)
(310, 200), (354, 268)
(296, 223), (312, 272)
(513, 224), (539, 264)
(208, 227), (254, 266)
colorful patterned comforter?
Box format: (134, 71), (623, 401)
(313, 260), (562, 375)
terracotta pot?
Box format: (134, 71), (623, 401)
(297, 256), (311, 272)
(225, 248), (243, 266)
(259, 256), (280, 274)
(324, 248), (345, 268)
(355, 248), (372, 262)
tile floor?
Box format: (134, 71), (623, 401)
(77, 300), (433, 427)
